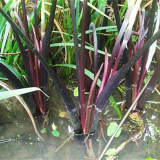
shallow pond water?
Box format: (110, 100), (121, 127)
(0, 85), (160, 160)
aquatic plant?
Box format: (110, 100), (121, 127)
(0, 0), (81, 133)
(0, 0), (56, 115)
(70, 0), (160, 134)
(0, 0), (160, 139)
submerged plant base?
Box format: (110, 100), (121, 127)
(73, 131), (97, 145)
(34, 107), (44, 118)
(74, 131), (96, 137)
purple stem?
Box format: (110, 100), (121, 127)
(84, 64), (103, 133)
(80, 0), (88, 130)
(97, 48), (108, 99)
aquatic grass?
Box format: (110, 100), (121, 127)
(91, 30), (160, 133)
(1, 0), (160, 139)
(0, 0), (57, 114)
(50, 25), (117, 59)
(0, 1), (81, 133)
(0, 1), (12, 38)
(67, 0), (160, 134)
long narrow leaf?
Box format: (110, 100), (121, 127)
(0, 60), (24, 88)
(113, 0), (121, 31)
(0, 87), (48, 100)
(146, 4), (160, 71)
(0, 1), (12, 38)
(138, 0), (157, 92)
(84, 64), (103, 133)
(70, 0), (80, 103)
(79, 0), (88, 130)
(89, 22), (98, 75)
(41, 0), (57, 113)
(50, 42), (106, 55)
(0, 6), (81, 132)
(1, 21), (10, 53)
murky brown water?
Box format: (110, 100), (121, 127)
(0, 85), (160, 160)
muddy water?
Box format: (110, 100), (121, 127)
(0, 86), (160, 160)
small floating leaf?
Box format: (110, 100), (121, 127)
(52, 130), (60, 137)
(105, 148), (116, 156)
(41, 128), (46, 134)
(107, 122), (122, 137)
(73, 87), (78, 97)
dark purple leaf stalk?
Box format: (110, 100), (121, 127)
(137, 0), (157, 95)
(79, 0), (88, 131)
(127, 0), (157, 111)
(20, 0), (57, 114)
(84, 64), (103, 133)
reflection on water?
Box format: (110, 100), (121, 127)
(0, 86), (160, 160)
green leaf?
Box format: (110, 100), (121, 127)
(1, 21), (10, 53)
(107, 122), (122, 137)
(105, 148), (116, 156)
(0, 87), (49, 100)
(120, 0), (128, 18)
(73, 87), (78, 97)
(0, 1), (13, 38)
(132, 35), (137, 42)
(50, 42), (105, 55)
(57, 0), (65, 6)
(0, 59), (23, 83)
(41, 128), (47, 134)
(51, 130), (60, 137)
(109, 96), (122, 118)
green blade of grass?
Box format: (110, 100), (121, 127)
(0, 87), (49, 100)
(50, 42), (106, 55)
(0, 1), (12, 38)
(1, 21), (10, 53)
